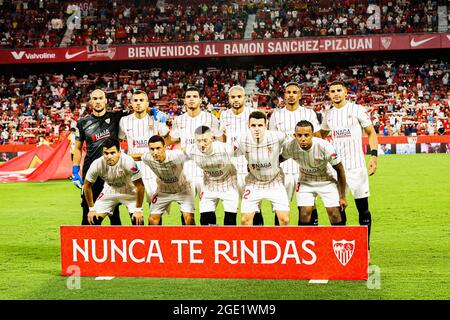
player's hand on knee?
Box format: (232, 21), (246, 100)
(339, 198), (348, 211)
(87, 208), (97, 225)
(132, 209), (144, 225)
(71, 165), (84, 189)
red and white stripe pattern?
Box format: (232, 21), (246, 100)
(170, 111), (221, 178)
(219, 107), (252, 174)
(321, 102), (372, 170)
(85, 153), (142, 195)
(186, 141), (238, 192)
(142, 150), (190, 194)
(282, 137), (341, 183)
(269, 106), (320, 174)
(236, 131), (286, 189)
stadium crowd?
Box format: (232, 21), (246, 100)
(0, 0), (446, 48)
(1, 58), (449, 144)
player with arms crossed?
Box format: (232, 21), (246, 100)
(282, 121), (347, 225)
(139, 135), (195, 225)
(186, 126), (239, 225)
(72, 89), (126, 225)
(219, 85), (264, 225)
(236, 111), (290, 226)
(269, 82), (322, 225)
(119, 90), (169, 222)
(321, 80), (378, 256)
(83, 138), (145, 225)
(167, 86), (222, 224)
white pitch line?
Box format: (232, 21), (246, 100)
(308, 279), (329, 284)
(95, 276), (115, 280)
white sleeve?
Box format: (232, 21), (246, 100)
(169, 118), (180, 140)
(85, 160), (100, 184)
(157, 121), (170, 137)
(281, 140), (293, 159)
(210, 115), (222, 138)
(124, 155), (142, 181)
(357, 105), (373, 128)
(309, 110), (321, 133)
(118, 117), (126, 140)
(268, 111), (277, 131)
(321, 111), (330, 131)
(322, 140), (341, 166)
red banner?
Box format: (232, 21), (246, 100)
(60, 226), (368, 280)
(1, 33), (449, 64)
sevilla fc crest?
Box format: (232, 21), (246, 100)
(381, 37), (392, 49)
(333, 240), (355, 266)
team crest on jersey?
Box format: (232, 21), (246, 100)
(105, 118), (110, 124)
(333, 240), (355, 266)
(331, 153), (338, 160)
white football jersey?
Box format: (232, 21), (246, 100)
(282, 137), (341, 183)
(236, 130), (287, 189)
(142, 150), (190, 194)
(269, 106), (320, 174)
(86, 153), (142, 194)
(170, 110), (221, 178)
(321, 102), (372, 170)
(119, 114), (169, 154)
(186, 141), (237, 192)
(219, 107), (252, 174)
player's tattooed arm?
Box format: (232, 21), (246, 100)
(333, 162), (348, 211)
(364, 125), (378, 176)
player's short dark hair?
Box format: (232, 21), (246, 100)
(195, 126), (211, 135)
(327, 80), (347, 91)
(102, 138), (120, 151)
(284, 82), (300, 89)
(295, 120), (314, 131)
(184, 86), (201, 96)
(249, 110), (267, 122)
(148, 135), (165, 146)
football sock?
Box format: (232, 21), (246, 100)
(340, 209), (347, 225)
(109, 206), (122, 225)
(253, 211), (264, 226)
(274, 214), (280, 226)
(181, 214), (186, 225)
(355, 197), (372, 250)
(224, 212), (237, 225)
(311, 208), (319, 226)
(200, 211), (216, 225)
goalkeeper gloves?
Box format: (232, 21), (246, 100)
(150, 108), (169, 123)
(72, 165), (84, 189)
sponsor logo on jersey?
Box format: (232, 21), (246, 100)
(91, 129), (110, 142)
(132, 139), (148, 149)
(333, 129), (352, 138)
(250, 162), (272, 170)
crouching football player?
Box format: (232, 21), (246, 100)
(83, 138), (145, 225)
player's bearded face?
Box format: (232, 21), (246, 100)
(249, 118), (267, 141)
(284, 86), (301, 106)
(103, 146), (120, 166)
(228, 90), (245, 109)
(328, 85), (347, 105)
(294, 127), (313, 150)
(185, 92), (201, 111)
(196, 133), (213, 153)
(131, 94), (148, 114)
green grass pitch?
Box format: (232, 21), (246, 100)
(0, 154), (449, 300)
